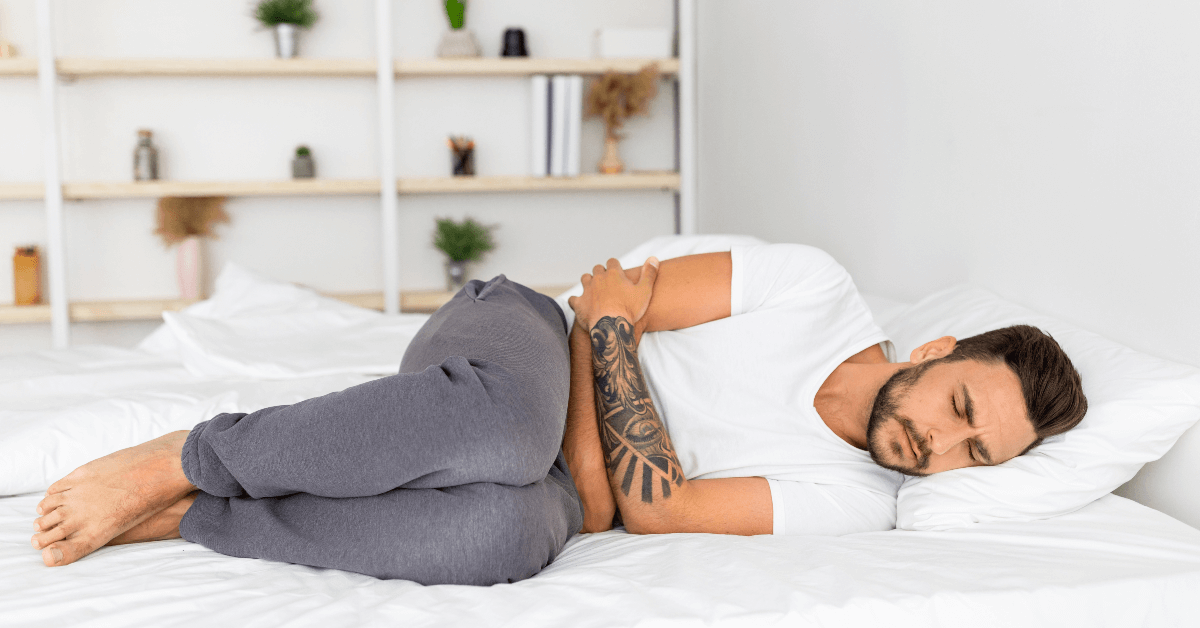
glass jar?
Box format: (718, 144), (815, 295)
(133, 129), (159, 181)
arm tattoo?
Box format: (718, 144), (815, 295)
(590, 316), (684, 504)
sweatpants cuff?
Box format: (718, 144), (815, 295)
(182, 415), (247, 498)
(178, 490), (227, 549)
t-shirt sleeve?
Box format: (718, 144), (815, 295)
(767, 478), (896, 535)
(730, 244), (843, 316)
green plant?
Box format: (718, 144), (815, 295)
(255, 0), (319, 28)
(433, 217), (495, 262)
(444, 0), (466, 30)
(295, 145), (311, 157)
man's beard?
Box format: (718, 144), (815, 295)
(866, 361), (935, 476)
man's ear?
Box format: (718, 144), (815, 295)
(910, 336), (957, 364)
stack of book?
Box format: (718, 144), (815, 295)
(530, 75), (583, 177)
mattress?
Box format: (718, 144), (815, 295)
(1, 270), (1198, 627)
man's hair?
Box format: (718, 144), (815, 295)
(941, 324), (1087, 452)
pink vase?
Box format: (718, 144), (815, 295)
(176, 236), (204, 300)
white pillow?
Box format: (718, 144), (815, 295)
(883, 286), (1200, 530)
(142, 263), (430, 379)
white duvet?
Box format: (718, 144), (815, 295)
(2, 263), (1199, 627)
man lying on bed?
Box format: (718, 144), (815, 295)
(28, 244), (1087, 585)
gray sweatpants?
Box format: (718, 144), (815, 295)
(177, 275), (584, 585)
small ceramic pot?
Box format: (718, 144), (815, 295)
(599, 136), (625, 174)
(445, 260), (468, 292)
(501, 28), (528, 57)
(292, 154), (315, 179)
(437, 29), (482, 58)
(451, 147), (475, 176)
(274, 23), (299, 59)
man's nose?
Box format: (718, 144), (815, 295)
(926, 422), (973, 456)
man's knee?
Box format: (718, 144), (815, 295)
(429, 482), (575, 586)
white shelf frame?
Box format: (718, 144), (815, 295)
(12, 0), (697, 340)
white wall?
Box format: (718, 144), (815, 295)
(697, 0), (1200, 369)
(0, 0), (676, 353)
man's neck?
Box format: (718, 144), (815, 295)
(814, 359), (908, 450)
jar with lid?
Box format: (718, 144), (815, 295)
(133, 129), (159, 181)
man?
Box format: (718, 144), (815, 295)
(29, 244), (1087, 584)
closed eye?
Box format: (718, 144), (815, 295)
(953, 396), (980, 463)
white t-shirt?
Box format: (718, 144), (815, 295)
(636, 244), (904, 535)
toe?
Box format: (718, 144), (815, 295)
(33, 508), (65, 532)
(42, 537), (92, 567)
(41, 543), (66, 567)
(35, 491), (66, 516)
(45, 475), (74, 496)
(31, 519), (70, 550)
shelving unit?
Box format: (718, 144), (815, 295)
(3, 0), (697, 342)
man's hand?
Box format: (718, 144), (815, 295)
(568, 257), (660, 331)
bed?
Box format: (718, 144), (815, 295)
(2, 237), (1199, 627)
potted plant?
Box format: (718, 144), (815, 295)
(254, 0), (319, 59)
(436, 0), (481, 58)
(433, 217), (495, 291)
(292, 145), (315, 178)
(153, 196), (230, 300)
(585, 64), (660, 174)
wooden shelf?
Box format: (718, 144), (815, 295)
(394, 58), (678, 77)
(57, 58), (376, 78)
(0, 183), (45, 200)
(0, 284), (572, 324)
(0, 58), (37, 76)
(63, 178), (380, 200)
(338, 284), (572, 314)
(44, 57), (677, 78)
(399, 173), (679, 194)
(49, 173), (677, 200)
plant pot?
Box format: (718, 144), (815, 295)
(599, 136), (625, 174)
(177, 236), (205, 300)
(445, 260), (468, 292)
(292, 154), (315, 178)
(274, 23), (299, 59)
(437, 29), (481, 58)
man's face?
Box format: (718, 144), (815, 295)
(866, 357), (1037, 476)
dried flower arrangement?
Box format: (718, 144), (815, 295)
(153, 196), (230, 246)
(585, 64), (660, 140)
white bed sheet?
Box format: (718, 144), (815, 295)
(1, 491), (1198, 627)
(2, 280), (1199, 626)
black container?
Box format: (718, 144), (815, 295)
(501, 28), (528, 57)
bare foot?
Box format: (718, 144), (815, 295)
(107, 492), (197, 545)
(31, 430), (196, 567)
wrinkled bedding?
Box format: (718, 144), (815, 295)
(1, 264), (1198, 627)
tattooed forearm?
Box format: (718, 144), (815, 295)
(590, 316), (684, 505)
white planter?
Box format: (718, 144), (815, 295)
(273, 23), (299, 58)
(437, 29), (481, 58)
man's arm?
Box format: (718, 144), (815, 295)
(561, 251), (734, 534)
(589, 314), (770, 535)
(562, 324), (617, 533)
(571, 257), (772, 536)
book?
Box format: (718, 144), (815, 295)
(550, 75), (569, 177)
(530, 75), (549, 177)
(565, 75), (583, 176)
